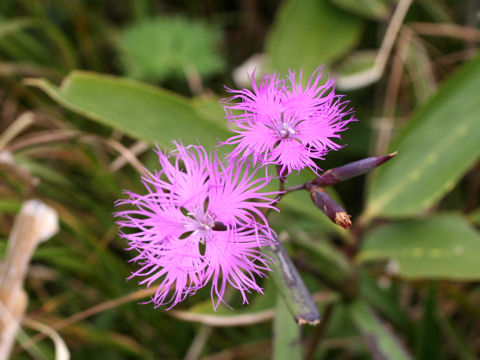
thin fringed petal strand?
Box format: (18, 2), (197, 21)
(115, 143), (278, 309)
(205, 231), (273, 310)
(221, 67), (356, 174)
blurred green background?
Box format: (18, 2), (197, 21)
(0, 0), (479, 359)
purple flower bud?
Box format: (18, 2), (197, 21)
(308, 184), (352, 229)
(312, 152), (397, 187)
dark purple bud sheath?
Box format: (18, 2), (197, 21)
(308, 184), (352, 229)
(212, 221), (228, 231)
(312, 152), (398, 187)
(264, 240), (321, 325)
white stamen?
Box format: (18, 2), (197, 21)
(183, 206), (215, 236)
(279, 122), (296, 139)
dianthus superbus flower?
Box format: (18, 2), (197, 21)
(115, 143), (278, 309)
(221, 68), (356, 174)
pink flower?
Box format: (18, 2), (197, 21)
(115, 143), (277, 309)
(221, 68), (356, 174)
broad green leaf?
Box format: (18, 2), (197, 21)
(26, 71), (229, 148)
(349, 299), (412, 360)
(273, 296), (302, 360)
(265, 0), (362, 76)
(358, 213), (480, 280)
(330, 0), (389, 20)
(365, 56), (480, 219)
(191, 96), (227, 133)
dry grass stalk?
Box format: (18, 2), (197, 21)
(0, 200), (58, 360)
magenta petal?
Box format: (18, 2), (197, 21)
(221, 68), (356, 174)
(115, 143), (278, 309)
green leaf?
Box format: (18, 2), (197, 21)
(335, 50), (377, 77)
(17, 158), (72, 186)
(334, 50), (378, 90)
(417, 0), (453, 23)
(191, 96), (228, 132)
(330, 0), (389, 20)
(184, 278), (277, 316)
(415, 286), (445, 360)
(273, 296), (303, 360)
(34, 246), (95, 275)
(0, 199), (21, 214)
(118, 16), (224, 81)
(365, 55), (480, 219)
(359, 270), (412, 335)
(437, 312), (476, 360)
(405, 37), (436, 105)
(467, 207), (480, 226)
(265, 0), (362, 76)
(358, 213), (480, 280)
(26, 71), (229, 148)
(0, 17), (76, 68)
(66, 324), (147, 357)
(291, 231), (353, 285)
(349, 299), (412, 360)
(168, 280), (279, 326)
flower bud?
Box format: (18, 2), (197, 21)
(308, 184), (352, 229)
(313, 152), (397, 187)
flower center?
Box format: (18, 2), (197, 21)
(271, 113), (301, 141)
(184, 206), (214, 231)
(193, 211), (215, 231)
(279, 122), (296, 139)
(180, 200), (228, 244)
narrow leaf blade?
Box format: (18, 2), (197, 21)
(349, 299), (412, 360)
(273, 296), (303, 360)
